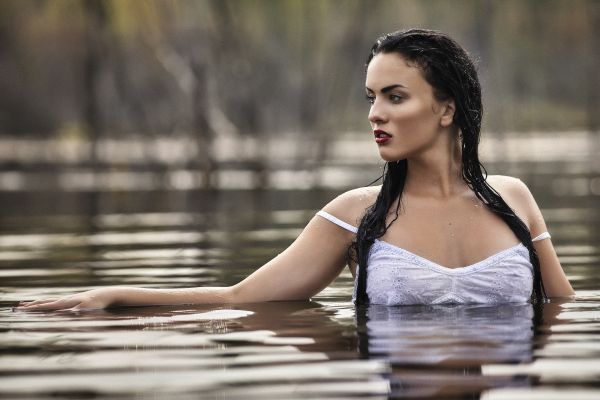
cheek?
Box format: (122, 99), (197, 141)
(392, 103), (437, 132)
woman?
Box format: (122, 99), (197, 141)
(17, 29), (574, 311)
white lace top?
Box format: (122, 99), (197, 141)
(316, 210), (551, 305)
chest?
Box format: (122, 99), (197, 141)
(379, 195), (522, 269)
(362, 241), (534, 305)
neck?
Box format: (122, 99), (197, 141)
(403, 133), (465, 198)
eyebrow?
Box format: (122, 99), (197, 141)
(365, 84), (407, 94)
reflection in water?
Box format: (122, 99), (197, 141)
(4, 298), (600, 399)
(1, 302), (390, 399)
(360, 304), (534, 364)
(357, 304), (538, 398)
(0, 162), (599, 399)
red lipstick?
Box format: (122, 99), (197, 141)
(374, 129), (392, 144)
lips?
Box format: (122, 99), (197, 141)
(374, 129), (392, 144)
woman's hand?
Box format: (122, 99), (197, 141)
(15, 287), (121, 311)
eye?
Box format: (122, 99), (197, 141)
(389, 94), (404, 103)
(365, 94), (375, 104)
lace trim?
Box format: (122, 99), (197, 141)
(369, 240), (531, 276)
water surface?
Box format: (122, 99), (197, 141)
(1, 162), (600, 399)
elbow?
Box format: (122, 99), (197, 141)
(544, 285), (576, 299)
(222, 281), (314, 304)
(222, 285), (240, 303)
(223, 283), (285, 303)
(551, 289), (576, 299)
(224, 283), (269, 303)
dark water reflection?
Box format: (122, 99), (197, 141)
(358, 304), (537, 398)
(3, 300), (600, 399)
(1, 162), (600, 399)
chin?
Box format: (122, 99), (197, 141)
(378, 150), (405, 163)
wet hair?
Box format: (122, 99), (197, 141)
(352, 29), (546, 305)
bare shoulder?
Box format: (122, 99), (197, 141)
(486, 174), (530, 195)
(486, 174), (539, 229)
(487, 176), (574, 296)
(321, 186), (380, 226)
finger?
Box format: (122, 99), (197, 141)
(19, 298), (60, 307)
(19, 298), (79, 311)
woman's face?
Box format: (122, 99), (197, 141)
(365, 52), (453, 162)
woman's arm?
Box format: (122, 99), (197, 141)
(16, 192), (363, 311)
(15, 286), (233, 311)
(492, 176), (575, 298)
(520, 182), (576, 297)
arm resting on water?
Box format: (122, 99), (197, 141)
(17, 192), (361, 311)
(16, 286), (233, 311)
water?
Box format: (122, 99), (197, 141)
(1, 161), (600, 399)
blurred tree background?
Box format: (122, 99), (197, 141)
(0, 0), (598, 190)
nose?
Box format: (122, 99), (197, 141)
(368, 99), (387, 126)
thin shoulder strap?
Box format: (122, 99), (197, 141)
(316, 210), (358, 234)
(318, 210), (550, 241)
(532, 232), (551, 242)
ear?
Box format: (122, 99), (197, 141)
(440, 99), (456, 127)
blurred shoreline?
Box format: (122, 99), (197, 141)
(0, 131), (598, 192)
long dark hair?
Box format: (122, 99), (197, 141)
(352, 29), (546, 305)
